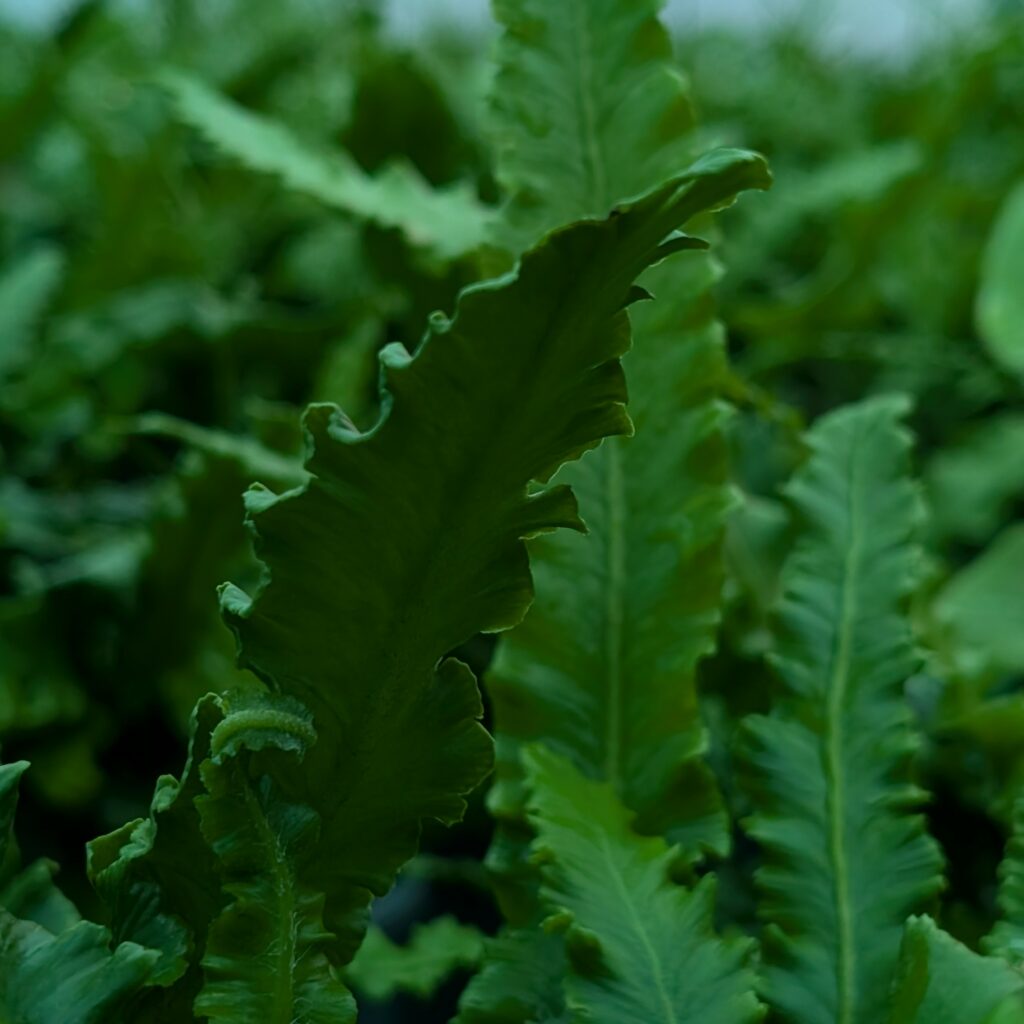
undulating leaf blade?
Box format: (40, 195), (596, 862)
(889, 916), (1024, 1024)
(160, 71), (491, 262)
(87, 698), (225, 991)
(220, 150), (769, 964)
(522, 745), (763, 1024)
(741, 395), (944, 1024)
(193, 692), (355, 1024)
(346, 917), (484, 1002)
(986, 797), (1024, 966)
(485, 0), (771, 903)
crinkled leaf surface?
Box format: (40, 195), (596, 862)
(889, 916), (1024, 1024)
(193, 693), (355, 1024)
(160, 71), (491, 262)
(742, 396), (944, 1024)
(220, 149), (769, 964)
(523, 746), (763, 1024)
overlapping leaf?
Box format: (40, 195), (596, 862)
(742, 396), (944, 1024)
(489, 0), (699, 251)
(161, 71), (490, 262)
(890, 916), (1024, 1024)
(485, 0), (770, 902)
(219, 150), (768, 964)
(522, 746), (763, 1024)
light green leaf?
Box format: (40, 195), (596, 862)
(194, 693), (355, 1024)
(742, 395), (944, 1024)
(933, 524), (1024, 681)
(523, 745), (763, 1024)
(220, 151), (769, 964)
(490, 0), (700, 250)
(925, 414), (1024, 544)
(0, 915), (159, 1024)
(454, 928), (567, 1024)
(134, 413), (308, 489)
(346, 917), (484, 1002)
(977, 183), (1024, 375)
(889, 916), (1024, 1024)
(987, 798), (1024, 966)
(0, 246), (64, 378)
(160, 71), (491, 262)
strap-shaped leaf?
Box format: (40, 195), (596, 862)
(987, 797), (1024, 965)
(742, 395), (944, 1024)
(890, 916), (1024, 1024)
(346, 917), (484, 1002)
(490, 0), (698, 250)
(487, 249), (739, 887)
(522, 745), (763, 1024)
(193, 694), (355, 1024)
(160, 71), (490, 262)
(485, 0), (770, 900)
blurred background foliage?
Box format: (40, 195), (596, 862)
(0, 0), (1022, 1017)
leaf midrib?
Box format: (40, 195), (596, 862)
(600, 833), (678, 1024)
(825, 441), (864, 1024)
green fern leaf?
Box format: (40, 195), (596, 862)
(485, 0), (771, 899)
(522, 745), (763, 1024)
(192, 693), (355, 1024)
(454, 928), (568, 1024)
(742, 395), (944, 1024)
(890, 916), (1024, 1024)
(490, 0), (699, 251)
(160, 71), (490, 262)
(346, 917), (484, 1002)
(220, 152), (767, 963)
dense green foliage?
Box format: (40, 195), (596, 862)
(2, 0), (1023, 1021)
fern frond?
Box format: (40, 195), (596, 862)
(160, 71), (490, 262)
(742, 395), (944, 1024)
(522, 746), (763, 1024)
